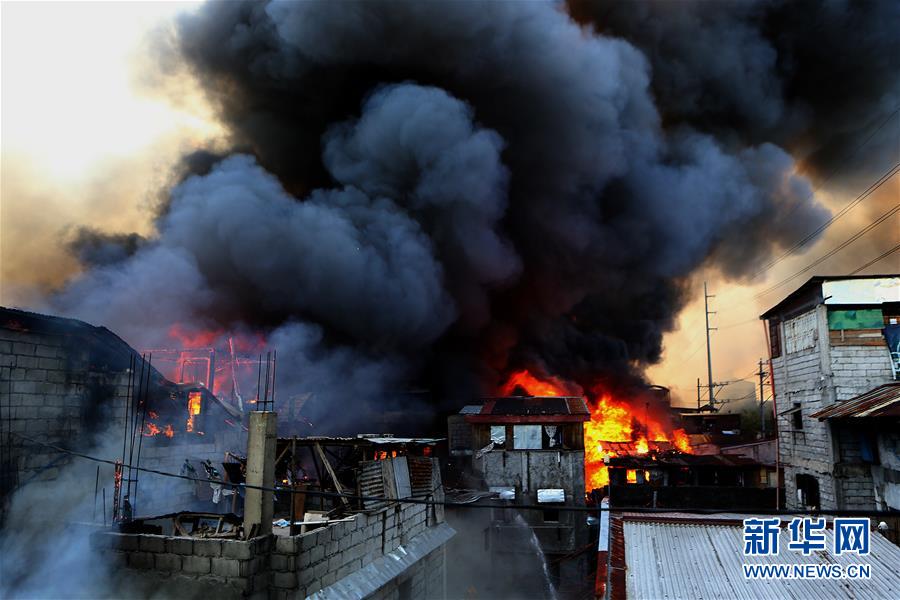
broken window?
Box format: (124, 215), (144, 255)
(490, 425), (507, 448)
(543, 508), (560, 522)
(513, 425), (542, 449)
(792, 403), (803, 431)
(768, 320), (782, 359)
(796, 474), (820, 510)
(543, 425), (561, 448)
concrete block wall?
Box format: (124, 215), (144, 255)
(91, 500), (442, 599)
(1, 318), (247, 518)
(830, 345), (894, 401)
(366, 546), (445, 600)
(271, 502), (431, 597)
(773, 307), (838, 510)
(1, 327), (130, 487)
(90, 531), (271, 599)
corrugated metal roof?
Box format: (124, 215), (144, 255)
(622, 519), (900, 599)
(811, 383), (900, 419)
(476, 396), (589, 416)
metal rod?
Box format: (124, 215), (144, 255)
(133, 354), (152, 514)
(263, 351), (271, 411)
(126, 354), (146, 509)
(256, 353), (263, 407)
(289, 437), (297, 535)
(102, 487), (107, 527)
(126, 354), (145, 501)
(119, 354), (135, 509)
(271, 349), (277, 411)
(93, 465), (100, 522)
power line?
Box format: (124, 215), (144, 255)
(754, 161), (900, 277)
(754, 200), (900, 299)
(8, 432), (898, 517)
(752, 107), (900, 276)
(849, 242), (900, 275)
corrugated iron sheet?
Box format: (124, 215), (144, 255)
(623, 519), (900, 599)
(811, 383), (900, 419)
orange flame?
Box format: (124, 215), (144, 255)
(142, 422), (162, 437)
(500, 369), (579, 397)
(499, 369), (694, 492)
(187, 391), (202, 433)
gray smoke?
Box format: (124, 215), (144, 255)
(50, 0), (844, 418)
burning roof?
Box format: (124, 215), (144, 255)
(465, 396), (590, 423)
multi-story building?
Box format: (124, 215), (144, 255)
(760, 275), (899, 511)
(448, 395), (591, 596)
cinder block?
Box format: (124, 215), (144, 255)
(193, 538), (223, 557)
(138, 535), (167, 553)
(211, 557), (241, 577)
(182, 555), (211, 574)
(299, 532), (319, 551)
(240, 557), (261, 577)
(34, 345), (57, 358)
(118, 534), (140, 552)
(222, 540), (254, 560)
(155, 553), (182, 571)
(275, 536), (297, 554)
(226, 576), (252, 593)
(298, 550), (312, 569)
(272, 571), (297, 589)
(38, 357), (62, 370)
(12, 342), (36, 356)
(127, 552), (155, 569)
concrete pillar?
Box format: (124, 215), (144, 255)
(244, 411), (277, 537)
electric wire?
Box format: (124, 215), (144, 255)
(754, 199), (900, 299)
(753, 160), (900, 277)
(8, 431), (897, 517)
(848, 242), (900, 275)
(752, 106), (899, 276)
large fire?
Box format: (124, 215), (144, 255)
(499, 369), (692, 490)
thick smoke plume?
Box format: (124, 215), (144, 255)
(49, 0), (893, 424)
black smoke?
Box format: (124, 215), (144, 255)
(51, 0), (873, 426)
(567, 0), (900, 181)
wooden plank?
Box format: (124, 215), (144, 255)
(314, 443), (349, 508)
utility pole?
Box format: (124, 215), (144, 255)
(758, 358), (767, 438)
(704, 281), (716, 409)
(697, 377), (701, 410)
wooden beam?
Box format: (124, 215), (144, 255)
(314, 442), (349, 509)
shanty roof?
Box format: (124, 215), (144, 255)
(464, 396), (590, 423)
(759, 274), (899, 320)
(616, 516), (900, 599)
(608, 452), (762, 469)
(811, 383), (900, 419)
(279, 435), (444, 446)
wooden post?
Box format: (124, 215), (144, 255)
(314, 443), (350, 509)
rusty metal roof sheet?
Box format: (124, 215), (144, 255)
(811, 383), (900, 420)
(621, 518), (900, 599)
(465, 395), (591, 423)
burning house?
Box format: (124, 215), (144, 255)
(88, 420), (454, 599)
(0, 307), (245, 521)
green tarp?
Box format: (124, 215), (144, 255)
(827, 308), (884, 330)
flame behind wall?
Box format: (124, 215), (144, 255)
(498, 368), (691, 491)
